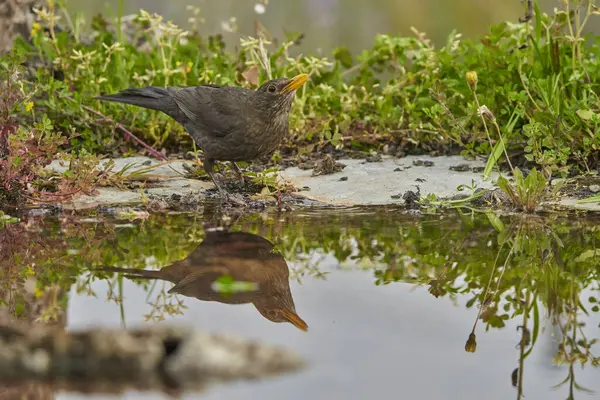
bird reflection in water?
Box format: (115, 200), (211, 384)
(100, 229), (308, 331)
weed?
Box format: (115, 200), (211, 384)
(496, 168), (551, 212)
(0, 211), (19, 229)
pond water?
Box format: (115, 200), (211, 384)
(2, 205), (600, 399)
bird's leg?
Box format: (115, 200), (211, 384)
(231, 162), (245, 183)
(204, 157), (225, 193)
(215, 162), (227, 177)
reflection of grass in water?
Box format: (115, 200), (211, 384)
(1, 208), (600, 392)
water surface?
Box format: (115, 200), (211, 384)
(2, 206), (600, 399)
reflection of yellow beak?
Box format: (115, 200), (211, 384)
(280, 309), (309, 332)
(280, 74), (310, 94)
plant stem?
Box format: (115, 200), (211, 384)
(71, 98), (167, 160)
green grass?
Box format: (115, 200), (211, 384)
(1, 0), (600, 207)
(2, 1), (599, 168)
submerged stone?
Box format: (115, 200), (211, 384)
(0, 324), (305, 395)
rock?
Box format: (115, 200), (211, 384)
(0, 0), (39, 55)
(402, 190), (421, 209)
(589, 184), (600, 193)
(312, 155), (346, 177)
(280, 156), (498, 206)
(165, 331), (305, 388)
(38, 155), (600, 212)
(365, 153), (383, 163)
(412, 159), (434, 167)
(0, 325), (305, 394)
(449, 164), (471, 172)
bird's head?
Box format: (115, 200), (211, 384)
(260, 308), (309, 332)
(256, 299), (309, 332)
(253, 74), (310, 115)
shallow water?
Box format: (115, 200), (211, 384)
(2, 205), (600, 399)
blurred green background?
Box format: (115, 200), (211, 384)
(66, 0), (591, 52)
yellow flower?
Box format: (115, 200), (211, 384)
(30, 22), (41, 37)
(465, 70), (478, 91)
(25, 101), (34, 112)
(465, 333), (477, 353)
(47, 0), (55, 9)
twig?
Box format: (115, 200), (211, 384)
(65, 96), (167, 161)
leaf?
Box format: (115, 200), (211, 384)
(485, 211), (505, 233)
(534, 1), (543, 43)
(242, 65), (260, 86)
(577, 194), (600, 204)
(333, 46), (353, 69)
(574, 249), (600, 262)
(484, 139), (505, 179)
(576, 109), (596, 121)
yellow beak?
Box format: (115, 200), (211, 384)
(280, 309), (309, 332)
(280, 74), (310, 94)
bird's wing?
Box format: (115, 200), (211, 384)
(170, 86), (247, 138)
(167, 266), (229, 294)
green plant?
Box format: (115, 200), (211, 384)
(0, 212), (19, 230)
(496, 168), (549, 212)
(3, 1), (597, 171)
(0, 0), (599, 209)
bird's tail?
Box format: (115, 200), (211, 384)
(98, 266), (163, 281)
(96, 86), (175, 115)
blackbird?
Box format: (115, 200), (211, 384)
(96, 74), (310, 192)
(99, 229), (308, 332)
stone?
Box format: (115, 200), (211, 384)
(41, 155), (600, 212)
(0, 324), (304, 394)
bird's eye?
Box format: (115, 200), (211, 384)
(267, 85), (277, 93)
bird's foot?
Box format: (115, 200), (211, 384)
(208, 172), (227, 194)
(231, 162), (246, 184)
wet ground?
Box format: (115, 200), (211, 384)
(1, 204), (600, 399)
(45, 156), (600, 212)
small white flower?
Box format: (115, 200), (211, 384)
(477, 105), (495, 121)
(254, 3), (266, 14)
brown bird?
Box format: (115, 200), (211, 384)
(96, 74), (310, 192)
(99, 229), (308, 331)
